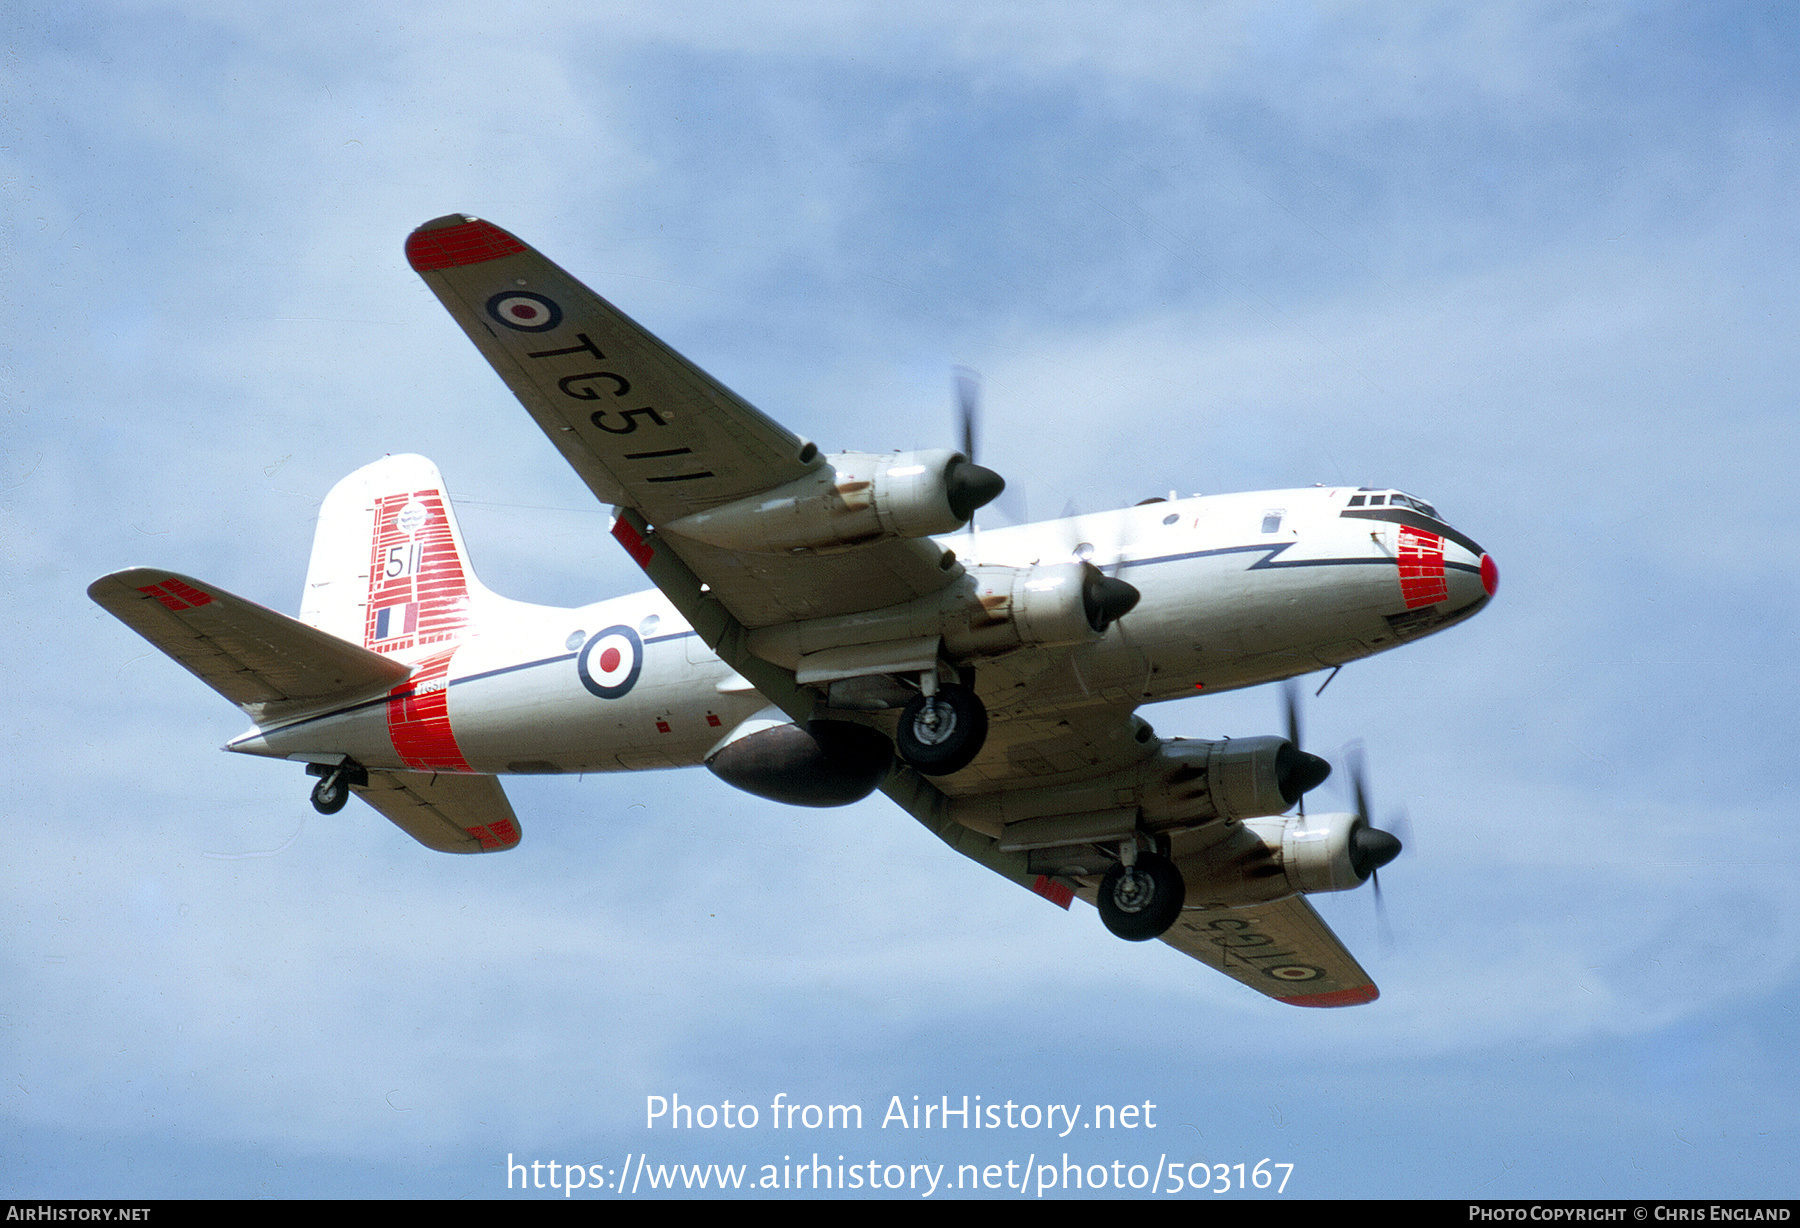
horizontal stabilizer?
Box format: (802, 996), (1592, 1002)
(89, 568), (410, 712)
(353, 770), (521, 853)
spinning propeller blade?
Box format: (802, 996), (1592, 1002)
(1279, 680), (1333, 813)
(945, 367), (1005, 526)
(1343, 741), (1405, 940)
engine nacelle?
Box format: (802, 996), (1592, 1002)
(1171, 812), (1375, 909)
(747, 558), (1139, 674)
(945, 562), (1117, 656)
(661, 449), (1003, 554)
(1242, 811), (1369, 895)
(948, 730), (1329, 843)
(1138, 735), (1327, 826)
(705, 708), (893, 807)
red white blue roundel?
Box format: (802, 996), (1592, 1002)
(577, 625), (642, 699)
(1265, 964), (1325, 982)
(485, 291), (563, 333)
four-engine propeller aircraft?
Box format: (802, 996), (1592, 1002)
(90, 214), (1496, 1007)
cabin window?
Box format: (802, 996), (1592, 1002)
(1162, 513), (1179, 526)
(1261, 510), (1284, 533)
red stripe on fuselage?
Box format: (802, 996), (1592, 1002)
(385, 652), (471, 773)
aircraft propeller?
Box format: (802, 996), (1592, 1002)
(947, 367), (1007, 526)
(956, 365), (980, 464)
(1279, 679), (1334, 813)
(1343, 740), (1407, 941)
(956, 366), (1139, 628)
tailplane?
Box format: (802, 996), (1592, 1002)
(88, 569), (410, 715)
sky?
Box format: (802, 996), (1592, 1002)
(5, 0), (1798, 1201)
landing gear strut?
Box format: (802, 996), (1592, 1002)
(1097, 849), (1185, 941)
(896, 683), (988, 776)
(305, 760), (367, 815)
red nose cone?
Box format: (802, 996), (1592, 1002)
(1480, 553), (1499, 596)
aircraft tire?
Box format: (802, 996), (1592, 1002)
(896, 684), (987, 776)
(310, 773), (350, 815)
(1097, 852), (1185, 941)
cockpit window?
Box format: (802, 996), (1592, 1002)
(1347, 490), (1443, 520)
(1389, 492), (1441, 519)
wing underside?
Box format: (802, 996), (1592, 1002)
(406, 214), (812, 526)
(406, 214), (963, 629)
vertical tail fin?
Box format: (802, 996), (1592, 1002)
(301, 454), (485, 657)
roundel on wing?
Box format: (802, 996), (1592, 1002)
(577, 625), (643, 699)
(485, 291), (563, 333)
(1265, 964), (1325, 982)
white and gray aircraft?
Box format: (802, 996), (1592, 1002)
(91, 215), (1497, 1007)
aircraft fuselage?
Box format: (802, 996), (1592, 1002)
(228, 485), (1492, 777)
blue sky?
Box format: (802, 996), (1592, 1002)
(5, 0), (1797, 1199)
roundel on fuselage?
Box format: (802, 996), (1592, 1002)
(577, 625), (643, 699)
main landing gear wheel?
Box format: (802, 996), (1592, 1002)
(1097, 852), (1185, 941)
(896, 684), (988, 776)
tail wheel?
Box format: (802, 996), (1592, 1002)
(310, 773), (350, 815)
(896, 684), (988, 776)
(306, 760), (365, 815)
(1097, 852), (1185, 941)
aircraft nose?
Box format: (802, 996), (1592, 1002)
(1443, 529), (1497, 607)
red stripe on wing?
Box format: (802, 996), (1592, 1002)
(1277, 983), (1379, 1008)
(406, 218), (528, 271)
